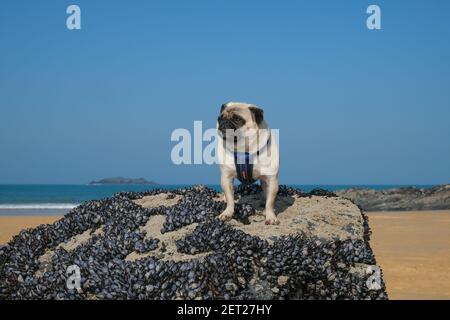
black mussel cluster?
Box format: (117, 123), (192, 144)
(237, 184), (337, 198)
(0, 185), (387, 300)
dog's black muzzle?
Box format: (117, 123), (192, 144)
(218, 115), (245, 139)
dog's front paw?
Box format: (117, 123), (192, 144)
(218, 209), (234, 222)
(264, 211), (280, 225)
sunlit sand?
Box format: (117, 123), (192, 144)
(368, 210), (450, 299)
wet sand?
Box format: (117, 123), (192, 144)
(368, 210), (450, 300)
(0, 216), (62, 244)
(1, 211), (449, 300)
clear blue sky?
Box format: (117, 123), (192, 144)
(1, 0), (449, 184)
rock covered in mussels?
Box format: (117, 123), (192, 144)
(0, 185), (387, 300)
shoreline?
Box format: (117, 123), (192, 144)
(0, 209), (69, 216)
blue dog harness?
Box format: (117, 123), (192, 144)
(234, 152), (255, 185)
(234, 136), (271, 185)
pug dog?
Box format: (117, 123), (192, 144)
(217, 102), (280, 225)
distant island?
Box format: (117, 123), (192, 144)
(88, 177), (159, 185)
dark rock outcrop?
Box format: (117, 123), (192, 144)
(336, 185), (450, 211)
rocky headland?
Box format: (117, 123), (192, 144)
(336, 185), (450, 211)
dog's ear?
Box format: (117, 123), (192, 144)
(249, 106), (264, 124)
(220, 103), (228, 114)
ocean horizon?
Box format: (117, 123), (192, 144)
(0, 184), (436, 216)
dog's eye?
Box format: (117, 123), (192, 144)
(232, 115), (246, 126)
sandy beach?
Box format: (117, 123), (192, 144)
(0, 216), (62, 244)
(368, 210), (450, 300)
(1, 211), (450, 300)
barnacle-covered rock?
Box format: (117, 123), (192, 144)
(0, 185), (387, 300)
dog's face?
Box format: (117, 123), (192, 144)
(217, 102), (264, 142)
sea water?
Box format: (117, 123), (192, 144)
(0, 184), (434, 216)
